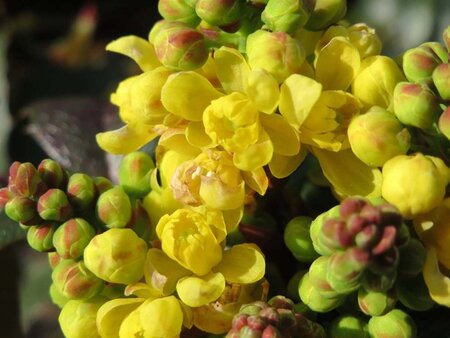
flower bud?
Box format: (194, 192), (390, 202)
(393, 82), (440, 130)
(308, 256), (340, 299)
(368, 309), (417, 338)
(329, 315), (369, 338)
(381, 154), (450, 219)
(27, 223), (57, 252)
(246, 30), (305, 83)
(59, 297), (107, 338)
(397, 238), (426, 278)
(439, 106), (450, 141)
(305, 0), (346, 31)
(67, 173), (96, 211)
(8, 162), (46, 199)
(261, 0), (315, 34)
(37, 159), (68, 189)
(84, 228), (147, 284)
(118, 151), (154, 198)
(96, 186), (132, 229)
(347, 23), (382, 59)
(153, 22), (208, 70)
(158, 0), (200, 27)
(361, 269), (396, 293)
(284, 216), (319, 262)
(0, 187), (11, 210)
(53, 218), (96, 259)
(443, 25), (450, 52)
(348, 107), (410, 167)
(37, 189), (73, 222)
(195, 0), (243, 26)
(357, 287), (397, 316)
(396, 274), (434, 311)
(49, 283), (68, 308)
(402, 44), (445, 84)
(5, 196), (39, 224)
(298, 273), (345, 312)
(52, 259), (104, 300)
(48, 251), (63, 269)
(432, 62), (450, 100)
(93, 176), (113, 194)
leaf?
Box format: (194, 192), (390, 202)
(0, 210), (26, 250)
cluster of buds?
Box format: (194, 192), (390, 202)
(151, 0), (347, 70)
(291, 197), (431, 325)
(226, 295), (325, 338)
(0, 152), (155, 304)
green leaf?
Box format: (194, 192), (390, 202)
(0, 210), (26, 250)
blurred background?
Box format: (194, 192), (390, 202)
(0, 0), (450, 337)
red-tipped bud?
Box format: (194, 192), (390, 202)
(8, 162), (46, 199)
(0, 187), (12, 210)
(38, 159), (68, 189)
(96, 186), (132, 229)
(93, 176), (113, 194)
(5, 196), (39, 224)
(67, 173), (96, 211)
(432, 62), (450, 100)
(53, 218), (96, 259)
(37, 189), (73, 222)
(438, 106), (450, 140)
(27, 223), (57, 252)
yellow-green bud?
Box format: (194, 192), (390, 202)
(49, 283), (69, 308)
(284, 216), (319, 262)
(27, 224), (57, 252)
(38, 159), (68, 189)
(53, 218), (96, 259)
(246, 29), (305, 83)
(84, 228), (147, 284)
(432, 62), (450, 100)
(37, 188), (73, 222)
(393, 82), (440, 130)
(347, 23), (382, 59)
(261, 0), (315, 34)
(96, 186), (132, 229)
(153, 22), (208, 70)
(119, 151), (154, 198)
(438, 106), (450, 140)
(5, 196), (39, 224)
(329, 315), (369, 338)
(158, 0), (200, 27)
(381, 154), (450, 219)
(195, 0), (243, 26)
(93, 176), (113, 194)
(305, 0), (346, 31)
(368, 309), (417, 338)
(59, 297), (107, 338)
(8, 161), (47, 199)
(52, 259), (104, 300)
(444, 25), (450, 52)
(67, 173), (96, 211)
(348, 107), (410, 167)
(48, 251), (63, 269)
(308, 256), (340, 299)
(402, 44), (446, 84)
(357, 287), (397, 316)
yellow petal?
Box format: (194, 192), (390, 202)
(233, 130), (273, 171)
(161, 72), (223, 121)
(193, 303), (237, 334)
(315, 37), (361, 91)
(246, 69), (280, 114)
(213, 244), (265, 284)
(96, 123), (157, 154)
(144, 248), (191, 296)
(222, 207), (244, 233)
(423, 247), (450, 307)
(213, 47), (250, 93)
(158, 128), (200, 157)
(242, 167), (269, 196)
(313, 148), (382, 198)
(177, 272), (226, 307)
(260, 113), (300, 156)
(139, 296), (184, 338)
(186, 121), (216, 148)
(124, 283), (158, 298)
(200, 177), (245, 210)
(106, 35), (161, 71)
(119, 307), (144, 338)
(279, 74), (322, 128)
(269, 146), (308, 179)
(97, 298), (144, 338)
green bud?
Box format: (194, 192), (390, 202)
(308, 256), (340, 299)
(286, 270), (306, 301)
(357, 286), (397, 316)
(158, 0), (200, 27)
(52, 259), (104, 300)
(5, 196), (39, 224)
(368, 309), (417, 338)
(402, 44), (445, 84)
(37, 189), (73, 222)
(432, 62), (450, 100)
(393, 82), (440, 130)
(49, 282), (69, 308)
(305, 0), (346, 31)
(443, 25), (450, 52)
(27, 224), (57, 252)
(93, 176), (113, 194)
(329, 315), (369, 338)
(67, 173), (96, 211)
(310, 204), (341, 256)
(348, 107), (410, 167)
(59, 297), (107, 338)
(119, 151), (154, 198)
(48, 251), (63, 269)
(8, 162), (46, 199)
(262, 0), (315, 34)
(246, 29), (305, 83)
(438, 106), (450, 140)
(298, 273), (345, 312)
(327, 248), (369, 294)
(96, 186), (132, 229)
(84, 228), (147, 284)
(37, 159), (68, 189)
(397, 238), (426, 278)
(396, 274), (434, 311)
(284, 216), (319, 262)
(195, 0), (243, 26)
(422, 42), (448, 63)
(153, 22), (208, 70)
(53, 218), (96, 259)
(361, 269), (397, 293)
